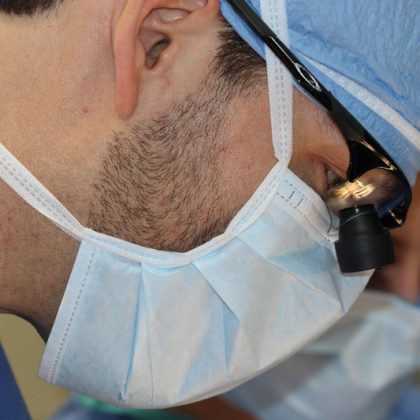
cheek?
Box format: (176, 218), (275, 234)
(315, 130), (350, 178)
(291, 89), (350, 189)
(2, 233), (13, 248)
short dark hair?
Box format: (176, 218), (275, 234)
(0, 0), (63, 15)
(216, 16), (265, 93)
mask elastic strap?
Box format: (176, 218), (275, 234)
(0, 144), (85, 241)
(0, 143), (281, 266)
(262, 0), (292, 166)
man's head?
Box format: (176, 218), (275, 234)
(0, 0), (418, 408)
(0, 0), (274, 250)
(0, 0), (351, 337)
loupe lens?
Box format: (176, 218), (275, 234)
(325, 168), (404, 220)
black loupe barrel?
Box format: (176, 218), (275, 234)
(335, 204), (395, 273)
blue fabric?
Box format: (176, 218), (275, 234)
(389, 387), (420, 420)
(0, 344), (30, 420)
(220, 0), (420, 184)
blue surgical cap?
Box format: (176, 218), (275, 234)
(221, 0), (420, 185)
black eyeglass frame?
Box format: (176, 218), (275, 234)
(226, 0), (412, 228)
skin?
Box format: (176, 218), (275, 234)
(0, 0), (350, 338)
(0, 2), (418, 415)
(0, 0), (420, 418)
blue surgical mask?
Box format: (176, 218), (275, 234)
(0, 0), (372, 408)
(0, 154), (371, 408)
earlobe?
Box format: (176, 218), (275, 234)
(113, 0), (218, 120)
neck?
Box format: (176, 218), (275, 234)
(0, 178), (79, 341)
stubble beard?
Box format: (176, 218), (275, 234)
(88, 72), (238, 252)
(88, 22), (266, 252)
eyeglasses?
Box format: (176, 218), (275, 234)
(226, 0), (412, 229)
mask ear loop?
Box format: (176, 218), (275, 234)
(0, 144), (85, 241)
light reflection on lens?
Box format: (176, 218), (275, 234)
(325, 168), (402, 216)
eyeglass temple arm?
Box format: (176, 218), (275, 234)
(226, 1), (400, 157)
(226, 0), (332, 110)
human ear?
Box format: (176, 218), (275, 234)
(113, 0), (219, 120)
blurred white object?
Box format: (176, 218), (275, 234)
(225, 291), (420, 420)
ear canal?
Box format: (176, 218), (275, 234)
(140, 8), (190, 69)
